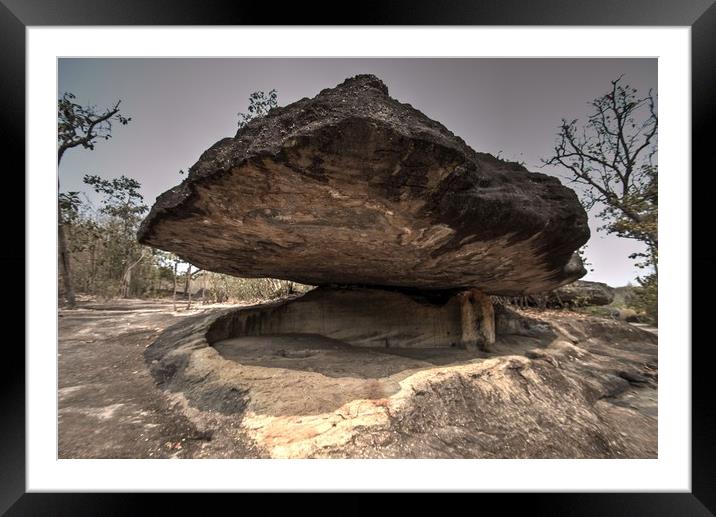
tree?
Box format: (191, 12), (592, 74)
(57, 92), (131, 307)
(59, 191), (102, 293)
(543, 76), (658, 322)
(83, 175), (148, 298)
(184, 265), (203, 310)
(238, 89), (278, 128)
(543, 76), (657, 268)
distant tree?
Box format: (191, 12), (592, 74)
(543, 76), (657, 322)
(238, 89), (278, 128)
(626, 273), (658, 324)
(83, 174), (147, 298)
(57, 92), (131, 307)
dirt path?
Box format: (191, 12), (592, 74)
(58, 299), (260, 458)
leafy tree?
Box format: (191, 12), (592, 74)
(83, 175), (146, 222)
(58, 191), (83, 225)
(238, 89), (278, 128)
(57, 92), (131, 307)
(54, 88), (312, 305)
(83, 174), (148, 298)
(543, 76), (657, 321)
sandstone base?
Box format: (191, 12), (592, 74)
(207, 286), (495, 350)
(144, 290), (658, 459)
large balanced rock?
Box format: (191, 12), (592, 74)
(138, 74), (590, 295)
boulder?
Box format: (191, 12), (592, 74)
(138, 74), (590, 295)
(553, 280), (615, 306)
(612, 308), (640, 322)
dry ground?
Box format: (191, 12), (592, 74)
(58, 298), (260, 458)
(59, 298), (657, 459)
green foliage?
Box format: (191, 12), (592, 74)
(59, 175), (150, 298)
(59, 88), (314, 304)
(83, 174), (147, 220)
(57, 93), (134, 305)
(626, 273), (658, 324)
(238, 89), (278, 128)
(58, 191), (83, 224)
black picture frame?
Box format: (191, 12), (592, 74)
(2, 0), (712, 513)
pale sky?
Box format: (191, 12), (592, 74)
(58, 58), (657, 287)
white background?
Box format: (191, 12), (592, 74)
(27, 27), (690, 491)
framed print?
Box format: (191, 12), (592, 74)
(3, 0), (713, 513)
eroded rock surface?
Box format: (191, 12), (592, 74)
(552, 280), (616, 306)
(138, 74), (589, 295)
(145, 294), (657, 459)
(514, 280), (616, 308)
(203, 286), (500, 349)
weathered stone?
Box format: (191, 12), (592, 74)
(458, 288), (495, 351)
(612, 308), (640, 322)
(511, 280), (616, 308)
(138, 74), (590, 295)
(144, 297), (658, 458)
(553, 280), (616, 306)
(208, 286), (493, 349)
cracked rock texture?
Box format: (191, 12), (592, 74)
(138, 74), (589, 295)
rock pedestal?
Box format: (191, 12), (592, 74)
(458, 289), (495, 351)
(207, 286), (495, 350)
(138, 74), (591, 350)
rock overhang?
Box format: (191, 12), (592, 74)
(138, 74), (590, 295)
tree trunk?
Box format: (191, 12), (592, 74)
(201, 273), (207, 305)
(89, 243), (97, 295)
(123, 268), (131, 298)
(57, 166), (76, 307)
(119, 251), (146, 298)
(172, 260), (178, 312)
(58, 219), (76, 308)
(185, 266), (193, 310)
(184, 266), (191, 295)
